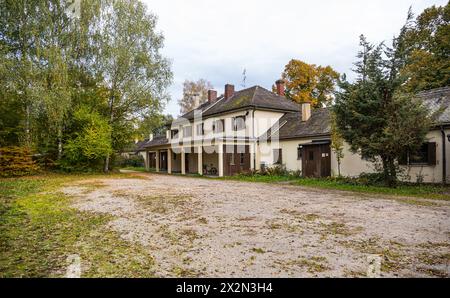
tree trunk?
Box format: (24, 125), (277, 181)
(104, 154), (110, 173)
(25, 103), (31, 147)
(104, 93), (115, 173)
(382, 156), (397, 187)
(337, 157), (341, 177)
(57, 127), (63, 160)
(387, 158), (397, 187)
(381, 156), (390, 187)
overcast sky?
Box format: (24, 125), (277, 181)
(142, 0), (447, 117)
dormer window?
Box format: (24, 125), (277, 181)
(233, 116), (246, 131)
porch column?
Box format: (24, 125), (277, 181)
(181, 147), (186, 175)
(156, 150), (160, 172)
(218, 143), (224, 177)
(145, 151), (149, 171)
(197, 146), (203, 175)
(167, 148), (172, 174)
(250, 144), (255, 170)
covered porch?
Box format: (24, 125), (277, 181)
(144, 143), (254, 177)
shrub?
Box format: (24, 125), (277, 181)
(114, 154), (144, 168)
(61, 107), (112, 171)
(0, 146), (39, 177)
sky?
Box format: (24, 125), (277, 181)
(142, 0), (447, 117)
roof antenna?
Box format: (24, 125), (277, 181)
(241, 68), (247, 88)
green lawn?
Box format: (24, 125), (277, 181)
(125, 166), (450, 200)
(0, 173), (155, 277)
(120, 166), (147, 172)
(223, 174), (450, 200)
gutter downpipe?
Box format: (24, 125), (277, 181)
(441, 126), (447, 185)
(253, 108), (256, 171)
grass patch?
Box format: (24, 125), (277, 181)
(275, 256), (329, 274)
(251, 247), (266, 254)
(0, 173), (156, 277)
(120, 166), (147, 172)
(222, 174), (450, 200)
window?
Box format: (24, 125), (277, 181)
(399, 142), (436, 166)
(173, 153), (177, 160)
(309, 151), (314, 161)
(297, 145), (303, 160)
(183, 126), (192, 138)
(233, 116), (246, 131)
(213, 119), (224, 133)
(196, 123), (204, 136)
(171, 129), (179, 139)
(240, 153), (245, 165)
(273, 149), (282, 164)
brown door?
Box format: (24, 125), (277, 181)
(320, 144), (331, 177)
(160, 151), (168, 171)
(302, 144), (331, 177)
(148, 152), (156, 168)
(223, 145), (250, 176)
(303, 146), (320, 177)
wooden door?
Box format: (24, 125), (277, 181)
(223, 145), (250, 176)
(302, 144), (331, 177)
(160, 151), (168, 171)
(320, 144), (331, 177)
(148, 152), (156, 168)
(302, 146), (320, 177)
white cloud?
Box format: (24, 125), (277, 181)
(142, 0), (447, 117)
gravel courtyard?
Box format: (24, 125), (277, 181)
(62, 172), (450, 277)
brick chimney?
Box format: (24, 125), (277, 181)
(224, 84), (235, 100)
(301, 102), (311, 122)
(275, 79), (285, 96)
(208, 90), (217, 102)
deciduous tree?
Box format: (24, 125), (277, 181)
(276, 59), (339, 107)
(400, 3), (450, 92)
(178, 79), (213, 114)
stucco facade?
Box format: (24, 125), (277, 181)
(137, 84), (450, 184)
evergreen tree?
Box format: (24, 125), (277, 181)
(334, 35), (432, 186)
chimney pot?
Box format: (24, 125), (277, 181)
(149, 133), (154, 141)
(208, 90), (217, 102)
(275, 79), (285, 96)
(224, 84), (235, 100)
(301, 102), (311, 122)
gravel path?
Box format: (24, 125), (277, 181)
(62, 172), (450, 277)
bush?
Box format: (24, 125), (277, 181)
(114, 154), (144, 168)
(61, 107), (112, 171)
(0, 146), (39, 177)
(238, 165), (301, 178)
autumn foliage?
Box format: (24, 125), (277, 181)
(0, 147), (39, 177)
(276, 59), (339, 107)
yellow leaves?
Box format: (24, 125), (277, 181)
(281, 59), (339, 107)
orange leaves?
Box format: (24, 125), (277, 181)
(280, 59), (339, 107)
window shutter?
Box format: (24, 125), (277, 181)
(279, 149), (282, 164)
(428, 142), (436, 165)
